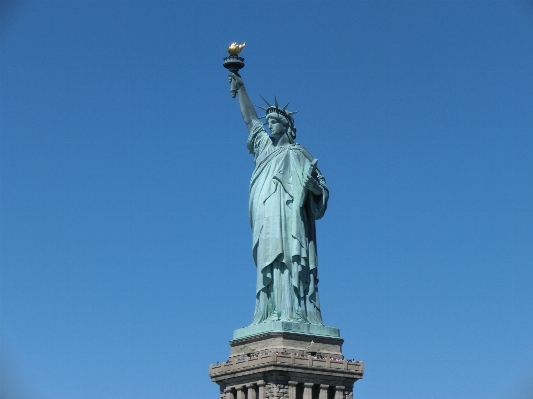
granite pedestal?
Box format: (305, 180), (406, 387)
(209, 331), (364, 399)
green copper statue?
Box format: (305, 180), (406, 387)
(228, 66), (329, 328)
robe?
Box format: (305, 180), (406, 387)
(247, 120), (328, 325)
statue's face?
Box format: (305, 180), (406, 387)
(267, 114), (287, 137)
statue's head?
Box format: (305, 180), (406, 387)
(255, 96), (298, 140)
(266, 113), (287, 136)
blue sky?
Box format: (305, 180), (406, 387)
(1, 1), (532, 398)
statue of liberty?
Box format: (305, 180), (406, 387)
(228, 71), (329, 327)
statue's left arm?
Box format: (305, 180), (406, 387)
(304, 169), (328, 220)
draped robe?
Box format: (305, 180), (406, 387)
(247, 120), (328, 325)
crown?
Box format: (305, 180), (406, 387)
(255, 96), (298, 134)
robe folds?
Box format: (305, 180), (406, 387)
(247, 120), (328, 325)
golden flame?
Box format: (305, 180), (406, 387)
(227, 42), (246, 55)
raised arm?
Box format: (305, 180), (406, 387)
(228, 72), (259, 133)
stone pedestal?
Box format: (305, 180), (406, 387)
(210, 332), (363, 399)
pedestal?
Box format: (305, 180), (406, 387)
(209, 331), (364, 399)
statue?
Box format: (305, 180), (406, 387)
(226, 47), (329, 328)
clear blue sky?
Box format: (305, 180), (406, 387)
(1, 2), (532, 398)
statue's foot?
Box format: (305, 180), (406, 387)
(266, 313), (280, 322)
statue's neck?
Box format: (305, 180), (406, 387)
(271, 132), (291, 147)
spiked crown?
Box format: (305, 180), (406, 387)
(255, 96), (298, 137)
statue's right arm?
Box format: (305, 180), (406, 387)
(229, 72), (259, 133)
